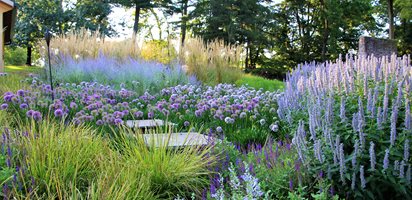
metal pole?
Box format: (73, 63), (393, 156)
(45, 29), (54, 101)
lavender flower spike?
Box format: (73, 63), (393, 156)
(404, 139), (410, 162)
(383, 149), (390, 170)
(369, 142), (376, 171)
(360, 165), (366, 189)
(339, 143), (346, 184)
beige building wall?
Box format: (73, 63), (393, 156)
(0, 0), (14, 72)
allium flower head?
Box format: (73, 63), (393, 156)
(0, 103), (8, 110)
(54, 109), (64, 117)
(216, 126), (223, 133)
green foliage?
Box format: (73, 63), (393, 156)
(21, 121), (112, 198)
(235, 74), (285, 92)
(4, 46), (27, 66)
(116, 129), (215, 199)
(140, 40), (177, 64)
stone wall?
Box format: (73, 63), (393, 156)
(358, 36), (397, 58)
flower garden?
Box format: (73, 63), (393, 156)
(1, 41), (411, 199)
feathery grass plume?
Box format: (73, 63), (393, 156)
(39, 29), (141, 61)
(181, 37), (243, 85)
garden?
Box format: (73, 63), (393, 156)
(1, 0), (412, 199)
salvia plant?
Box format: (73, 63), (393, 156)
(278, 54), (412, 198)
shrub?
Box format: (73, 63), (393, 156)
(277, 54), (412, 199)
(140, 40), (177, 64)
(4, 46), (27, 66)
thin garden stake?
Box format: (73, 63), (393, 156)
(45, 29), (54, 101)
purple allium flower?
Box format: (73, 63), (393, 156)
(96, 120), (104, 126)
(17, 90), (25, 97)
(360, 165), (366, 189)
(184, 121), (190, 127)
(26, 110), (34, 118)
(20, 103), (28, 109)
(224, 117), (234, 124)
(33, 111), (42, 121)
(269, 124), (279, 132)
(369, 142), (376, 171)
(70, 102), (78, 109)
(134, 111), (144, 118)
(114, 118), (123, 125)
(383, 149), (390, 170)
(54, 109), (64, 117)
(0, 103), (8, 110)
(148, 111), (154, 119)
(216, 126), (223, 133)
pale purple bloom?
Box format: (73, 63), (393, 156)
(339, 143), (346, 184)
(404, 139), (410, 162)
(351, 172), (356, 190)
(339, 97), (346, 122)
(390, 105), (399, 146)
(96, 120), (104, 126)
(369, 142), (376, 171)
(400, 161), (405, 178)
(360, 165), (366, 189)
(216, 126), (223, 133)
(383, 149), (390, 170)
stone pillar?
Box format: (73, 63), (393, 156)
(358, 36), (397, 58)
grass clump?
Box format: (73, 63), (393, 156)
(182, 37), (244, 85)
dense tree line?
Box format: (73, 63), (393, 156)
(12, 0), (412, 78)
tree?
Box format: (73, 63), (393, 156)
(71, 0), (115, 37)
(14, 0), (70, 65)
(110, 0), (155, 35)
(13, 0), (114, 66)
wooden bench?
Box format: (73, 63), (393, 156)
(140, 132), (213, 147)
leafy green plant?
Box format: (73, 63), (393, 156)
(4, 46), (27, 66)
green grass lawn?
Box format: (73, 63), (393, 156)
(5, 65), (43, 75)
(236, 74), (285, 91)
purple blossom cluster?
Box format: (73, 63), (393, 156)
(279, 54), (412, 196)
(1, 77), (280, 139)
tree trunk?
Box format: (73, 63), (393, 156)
(320, 0), (329, 60)
(387, 0), (394, 39)
(181, 0), (188, 47)
(133, 4), (141, 36)
(26, 45), (32, 66)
